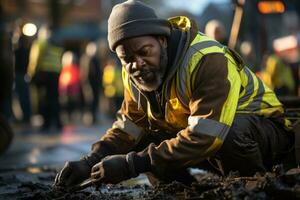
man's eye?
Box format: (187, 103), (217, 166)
(140, 48), (150, 56)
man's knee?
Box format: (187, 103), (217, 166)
(217, 118), (266, 176)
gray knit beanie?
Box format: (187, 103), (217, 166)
(107, 0), (171, 51)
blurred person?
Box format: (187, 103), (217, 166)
(55, 0), (296, 189)
(102, 57), (123, 118)
(205, 19), (228, 45)
(27, 25), (63, 131)
(59, 51), (81, 123)
(259, 53), (296, 96)
(80, 42), (102, 125)
(12, 22), (32, 123)
(0, 7), (14, 154)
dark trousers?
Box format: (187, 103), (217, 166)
(135, 114), (295, 185)
(35, 72), (61, 130)
(216, 114), (295, 176)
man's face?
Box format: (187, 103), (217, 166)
(116, 36), (168, 92)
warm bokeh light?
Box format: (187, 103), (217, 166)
(86, 42), (97, 56)
(240, 41), (253, 56)
(60, 71), (72, 87)
(62, 51), (75, 66)
(258, 1), (285, 14)
(273, 35), (298, 52)
(273, 35), (300, 63)
(22, 23), (37, 36)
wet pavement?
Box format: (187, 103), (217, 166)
(1, 124), (109, 169)
(1, 119), (300, 199)
(0, 119), (150, 199)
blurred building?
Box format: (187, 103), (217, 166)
(197, 2), (232, 35)
(2, 0), (102, 25)
(2, 0), (104, 53)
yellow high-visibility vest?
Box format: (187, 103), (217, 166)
(122, 16), (289, 150)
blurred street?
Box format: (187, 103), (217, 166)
(0, 115), (151, 199)
(0, 118), (112, 170)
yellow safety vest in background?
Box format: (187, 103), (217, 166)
(28, 39), (63, 78)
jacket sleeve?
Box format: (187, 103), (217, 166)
(136, 53), (242, 175)
(91, 82), (149, 156)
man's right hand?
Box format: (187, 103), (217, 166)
(54, 159), (91, 188)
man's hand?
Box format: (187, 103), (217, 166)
(54, 159), (91, 188)
(91, 153), (138, 184)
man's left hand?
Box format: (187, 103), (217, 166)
(91, 153), (138, 184)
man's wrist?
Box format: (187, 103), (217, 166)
(127, 151), (151, 176)
(80, 152), (104, 167)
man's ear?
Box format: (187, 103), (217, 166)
(157, 36), (167, 48)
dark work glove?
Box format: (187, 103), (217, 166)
(54, 153), (103, 188)
(91, 152), (139, 184)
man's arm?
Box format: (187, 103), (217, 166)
(54, 83), (149, 187)
(91, 85), (149, 156)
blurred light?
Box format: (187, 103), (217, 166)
(240, 41), (252, 56)
(105, 85), (116, 97)
(28, 148), (41, 164)
(62, 51), (74, 66)
(273, 35), (298, 52)
(103, 65), (115, 85)
(86, 42), (97, 56)
(22, 23), (37, 36)
(38, 25), (51, 40)
(258, 1), (285, 14)
(61, 127), (78, 144)
(60, 71), (72, 87)
(31, 115), (44, 127)
(273, 35), (300, 63)
(27, 167), (42, 174)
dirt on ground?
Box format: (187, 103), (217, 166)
(0, 165), (300, 200)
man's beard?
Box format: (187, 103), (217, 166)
(131, 46), (168, 92)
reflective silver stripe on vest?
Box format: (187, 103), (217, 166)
(181, 40), (224, 69)
(176, 40), (225, 107)
(198, 31), (205, 36)
(188, 116), (230, 140)
(247, 77), (265, 111)
(238, 67), (254, 106)
(112, 113), (144, 141)
(176, 47), (196, 107)
(191, 40), (224, 51)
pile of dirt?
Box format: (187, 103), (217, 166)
(146, 167), (300, 200)
(1, 166), (300, 200)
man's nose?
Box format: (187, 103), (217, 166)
(133, 56), (146, 70)
(127, 56), (145, 74)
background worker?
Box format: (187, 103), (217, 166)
(27, 26), (63, 131)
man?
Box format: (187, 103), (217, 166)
(27, 25), (63, 131)
(54, 0), (295, 188)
